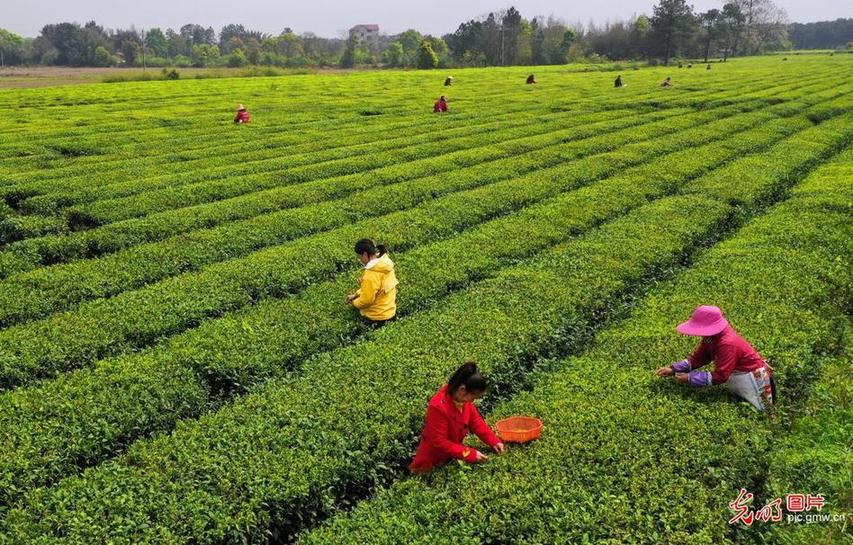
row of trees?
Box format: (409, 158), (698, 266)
(338, 30), (451, 69)
(788, 18), (853, 50)
(0, 22), (348, 68)
(0, 1), (849, 70)
(644, 0), (791, 64)
(446, 0), (793, 67)
(443, 9), (580, 66)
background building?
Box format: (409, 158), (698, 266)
(349, 24), (380, 47)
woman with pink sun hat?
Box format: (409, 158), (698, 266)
(656, 305), (776, 412)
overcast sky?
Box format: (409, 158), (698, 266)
(6, 0), (851, 38)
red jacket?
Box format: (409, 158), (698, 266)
(409, 385), (500, 473)
(433, 100), (448, 113)
(234, 109), (250, 123)
(688, 326), (766, 385)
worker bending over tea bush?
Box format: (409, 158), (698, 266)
(346, 238), (398, 324)
(433, 95), (449, 113)
(656, 305), (776, 412)
(234, 104), (250, 124)
(410, 361), (505, 473)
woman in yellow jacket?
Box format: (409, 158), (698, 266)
(345, 239), (398, 323)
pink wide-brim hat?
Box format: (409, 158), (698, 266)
(676, 305), (729, 336)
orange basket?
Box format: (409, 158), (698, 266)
(495, 416), (543, 443)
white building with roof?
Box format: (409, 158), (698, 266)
(349, 24), (380, 46)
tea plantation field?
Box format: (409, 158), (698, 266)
(0, 55), (849, 544)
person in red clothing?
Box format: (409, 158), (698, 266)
(433, 96), (448, 113)
(234, 104), (250, 124)
(656, 305), (775, 412)
(410, 361), (505, 473)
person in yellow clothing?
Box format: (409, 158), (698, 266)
(345, 239), (398, 324)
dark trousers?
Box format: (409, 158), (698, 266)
(363, 316), (395, 329)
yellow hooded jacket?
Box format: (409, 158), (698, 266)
(352, 254), (398, 321)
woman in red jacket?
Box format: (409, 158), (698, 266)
(409, 361), (505, 473)
(656, 305), (775, 412)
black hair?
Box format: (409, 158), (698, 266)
(447, 360), (488, 396)
(354, 238), (387, 257)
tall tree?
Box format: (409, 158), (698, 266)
(339, 36), (357, 68)
(587, 20), (636, 60)
(275, 31), (304, 60)
(482, 13), (502, 65)
(145, 28), (168, 58)
(0, 29), (23, 68)
(531, 16), (574, 64)
(626, 15), (652, 58)
(530, 18), (546, 64)
(383, 41), (405, 67)
(416, 39), (438, 69)
(396, 29), (423, 66)
(180, 24), (216, 47)
(81, 21), (110, 64)
(244, 37), (262, 64)
(649, 0), (697, 65)
(560, 28), (578, 61)
(699, 9), (722, 62)
(165, 28), (190, 57)
(500, 6), (523, 65)
(425, 36), (450, 67)
(443, 20), (485, 63)
(515, 19), (534, 65)
(112, 29), (142, 65)
(719, 2), (746, 60)
(40, 23), (89, 65)
(733, 0), (788, 54)
(219, 24), (248, 53)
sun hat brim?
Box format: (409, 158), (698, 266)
(676, 316), (728, 336)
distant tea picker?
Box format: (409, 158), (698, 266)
(234, 104), (250, 124)
(656, 306), (776, 412)
(433, 95), (449, 113)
